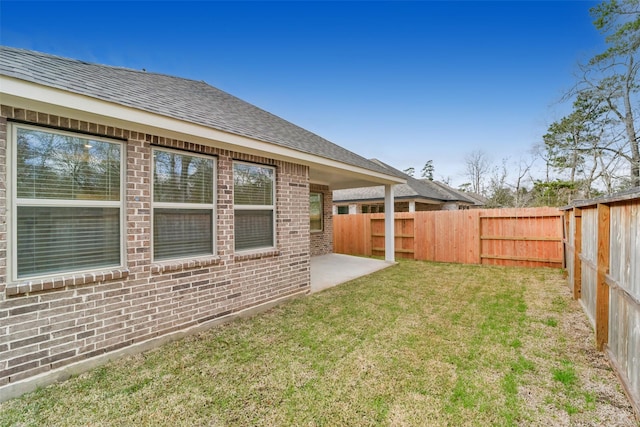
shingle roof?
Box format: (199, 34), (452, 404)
(429, 181), (486, 206)
(0, 46), (400, 178)
(333, 159), (478, 204)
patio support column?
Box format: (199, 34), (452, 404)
(384, 184), (395, 262)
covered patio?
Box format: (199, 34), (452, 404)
(310, 253), (394, 293)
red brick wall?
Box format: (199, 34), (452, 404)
(310, 184), (333, 256)
(0, 106), (312, 388)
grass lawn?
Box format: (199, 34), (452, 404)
(1, 261), (637, 426)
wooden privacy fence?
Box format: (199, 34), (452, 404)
(563, 190), (640, 418)
(333, 207), (564, 268)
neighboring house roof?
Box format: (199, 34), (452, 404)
(0, 46), (404, 188)
(429, 181), (487, 206)
(333, 160), (478, 205)
(458, 190), (490, 206)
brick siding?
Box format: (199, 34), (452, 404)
(310, 184), (333, 256)
(0, 106), (319, 388)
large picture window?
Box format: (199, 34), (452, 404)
(233, 162), (275, 251)
(152, 148), (216, 261)
(310, 192), (323, 232)
(11, 125), (123, 279)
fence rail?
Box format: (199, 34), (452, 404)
(563, 192), (640, 419)
(333, 207), (564, 268)
(334, 200), (639, 418)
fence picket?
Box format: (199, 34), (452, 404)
(333, 207), (564, 268)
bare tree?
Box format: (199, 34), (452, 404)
(464, 150), (491, 195)
(486, 158), (513, 207)
(569, 0), (640, 187)
(510, 155), (535, 207)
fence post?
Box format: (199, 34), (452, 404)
(596, 203), (610, 351)
(365, 215), (372, 256)
(477, 212), (483, 265)
(573, 208), (582, 300)
(563, 211), (569, 269)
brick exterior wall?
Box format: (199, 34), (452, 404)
(309, 184), (333, 256)
(0, 106), (318, 389)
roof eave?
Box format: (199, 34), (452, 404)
(1, 76), (405, 188)
(334, 195), (449, 204)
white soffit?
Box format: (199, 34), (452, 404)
(1, 77), (405, 187)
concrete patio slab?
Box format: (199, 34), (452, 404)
(310, 253), (394, 294)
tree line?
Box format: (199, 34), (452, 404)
(405, 0), (639, 208)
(540, 0), (639, 205)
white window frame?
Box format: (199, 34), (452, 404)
(233, 161), (276, 252)
(151, 147), (217, 262)
(7, 123), (126, 281)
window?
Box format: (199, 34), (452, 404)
(363, 204), (384, 214)
(233, 162), (275, 251)
(11, 125), (124, 279)
(152, 148), (216, 260)
(337, 206), (349, 215)
(310, 192), (323, 232)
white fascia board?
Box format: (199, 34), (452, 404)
(1, 77), (405, 186)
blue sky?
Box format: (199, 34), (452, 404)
(1, 1), (604, 186)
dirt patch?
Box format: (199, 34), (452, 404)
(521, 269), (638, 426)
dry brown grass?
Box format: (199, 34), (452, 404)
(0, 261), (637, 426)
(516, 268), (637, 426)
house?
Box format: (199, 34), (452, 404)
(429, 181), (489, 208)
(0, 46), (405, 400)
(333, 160), (482, 214)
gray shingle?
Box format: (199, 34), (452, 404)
(429, 181), (486, 206)
(0, 46), (401, 178)
(334, 159), (479, 204)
